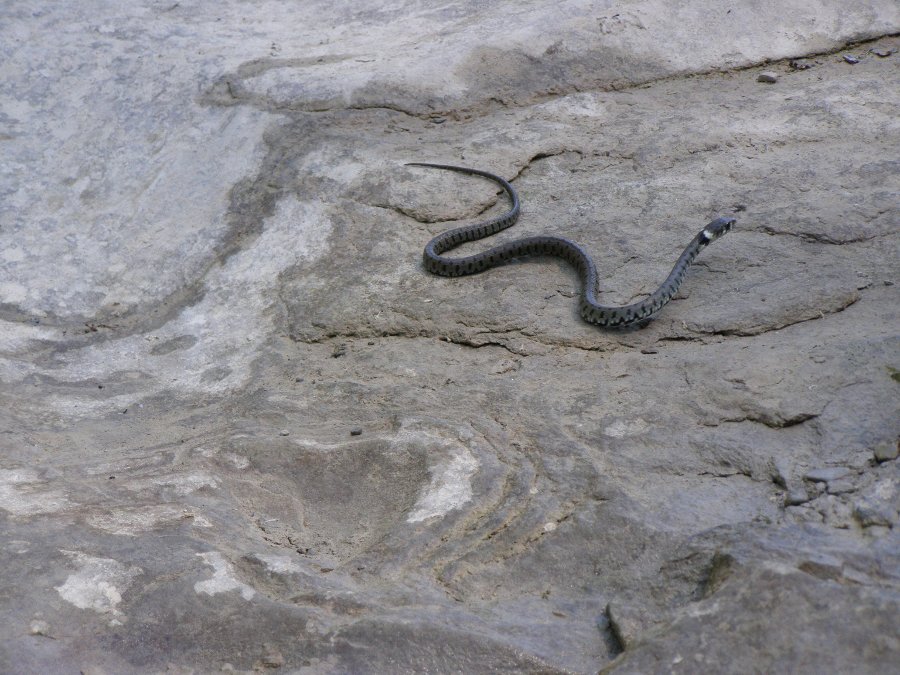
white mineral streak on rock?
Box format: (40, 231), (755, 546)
(86, 504), (199, 536)
(407, 448), (479, 523)
(199, 447), (251, 469)
(0, 281), (27, 303)
(55, 551), (143, 616)
(123, 471), (220, 496)
(762, 560), (802, 576)
(11, 196), (332, 415)
(191, 514), (214, 528)
(0, 323), (56, 363)
(0, 469), (72, 515)
(224, 453), (251, 470)
(194, 552), (256, 601)
(603, 419), (650, 438)
(257, 554), (303, 575)
(685, 600), (721, 618)
(532, 92), (609, 119)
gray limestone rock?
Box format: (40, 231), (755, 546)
(1, 1), (899, 673)
(806, 467), (853, 483)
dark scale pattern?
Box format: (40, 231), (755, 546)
(408, 162), (735, 328)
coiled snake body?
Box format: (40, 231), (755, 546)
(409, 162), (735, 328)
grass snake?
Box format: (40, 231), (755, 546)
(408, 162), (735, 328)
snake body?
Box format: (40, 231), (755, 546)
(409, 162), (735, 328)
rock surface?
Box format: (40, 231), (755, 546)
(2, 2), (899, 673)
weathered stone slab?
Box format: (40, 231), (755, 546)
(1, 1), (898, 672)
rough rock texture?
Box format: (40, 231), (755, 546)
(2, 2), (899, 673)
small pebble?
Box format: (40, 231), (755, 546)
(785, 488), (809, 506)
(873, 440), (899, 463)
(350, 428), (362, 436)
(871, 47), (895, 57)
(843, 54), (860, 64)
(757, 71), (778, 83)
(640, 348), (658, 355)
(789, 58), (814, 70)
(805, 467), (851, 483)
(29, 620), (51, 636)
(279, 430), (290, 436)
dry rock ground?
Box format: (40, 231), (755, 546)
(1, 2), (899, 673)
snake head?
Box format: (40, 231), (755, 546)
(702, 217), (736, 243)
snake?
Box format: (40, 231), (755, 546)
(408, 162), (736, 328)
